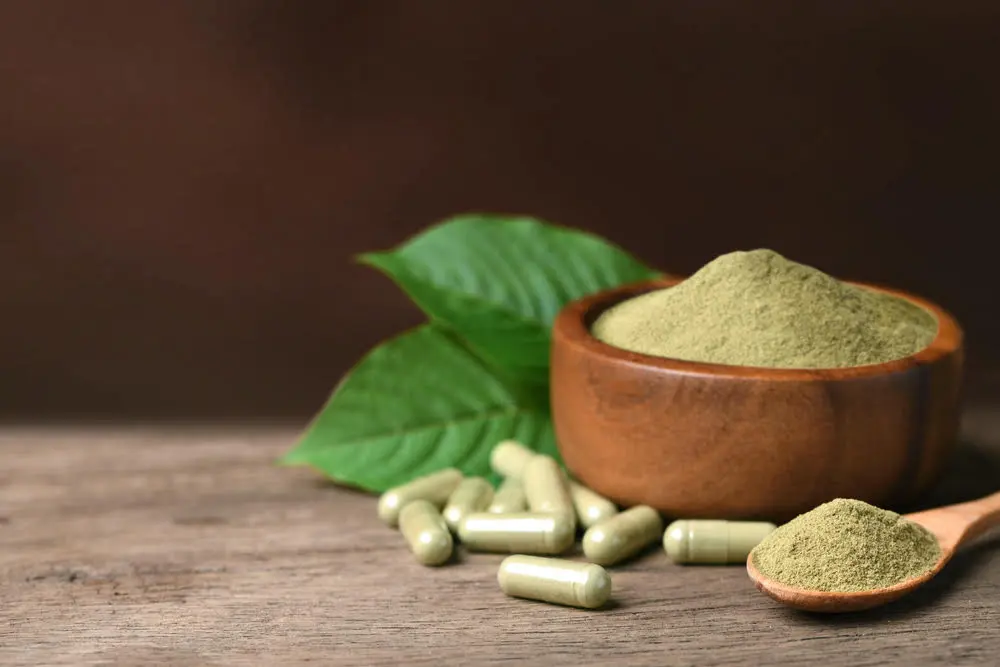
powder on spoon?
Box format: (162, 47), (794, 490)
(750, 498), (941, 592)
(591, 249), (938, 368)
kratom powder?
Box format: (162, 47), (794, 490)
(591, 249), (938, 368)
(750, 499), (941, 592)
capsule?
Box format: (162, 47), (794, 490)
(377, 468), (463, 527)
(442, 477), (494, 532)
(523, 456), (576, 530)
(490, 440), (536, 479)
(663, 519), (777, 564)
(399, 500), (454, 566)
(497, 555), (611, 609)
(568, 480), (619, 528)
(582, 505), (663, 566)
(488, 477), (527, 514)
(458, 512), (575, 555)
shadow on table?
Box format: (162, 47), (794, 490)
(310, 476), (373, 496)
(907, 438), (1000, 512)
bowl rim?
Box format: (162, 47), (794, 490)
(553, 276), (964, 381)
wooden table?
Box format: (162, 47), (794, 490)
(3, 405), (999, 666)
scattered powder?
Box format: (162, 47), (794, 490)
(750, 498), (941, 592)
(591, 249), (938, 369)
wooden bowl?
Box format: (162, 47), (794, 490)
(550, 278), (964, 523)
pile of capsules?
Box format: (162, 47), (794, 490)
(377, 440), (777, 610)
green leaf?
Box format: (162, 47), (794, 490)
(359, 214), (659, 386)
(281, 325), (559, 491)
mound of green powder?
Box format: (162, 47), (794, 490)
(750, 498), (941, 592)
(591, 249), (938, 368)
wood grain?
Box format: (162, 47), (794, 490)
(551, 278), (964, 522)
(2, 407), (999, 666)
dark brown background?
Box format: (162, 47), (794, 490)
(2, 1), (998, 421)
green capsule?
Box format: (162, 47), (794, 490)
(488, 477), (527, 514)
(377, 468), (463, 527)
(498, 555), (611, 609)
(442, 477), (494, 532)
(663, 519), (777, 564)
(568, 480), (619, 529)
(582, 505), (663, 566)
(490, 440), (536, 479)
(399, 500), (453, 566)
(458, 512), (575, 555)
(523, 455), (576, 531)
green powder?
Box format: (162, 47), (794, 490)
(750, 499), (941, 592)
(591, 249), (938, 368)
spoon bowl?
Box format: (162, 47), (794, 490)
(747, 491), (1000, 612)
(746, 546), (952, 613)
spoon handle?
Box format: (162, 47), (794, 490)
(906, 491), (1000, 551)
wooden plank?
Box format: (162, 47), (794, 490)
(1, 409), (999, 666)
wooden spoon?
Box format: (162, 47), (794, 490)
(747, 491), (1000, 613)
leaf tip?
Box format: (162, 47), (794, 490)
(355, 251), (387, 267)
(276, 447), (306, 467)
